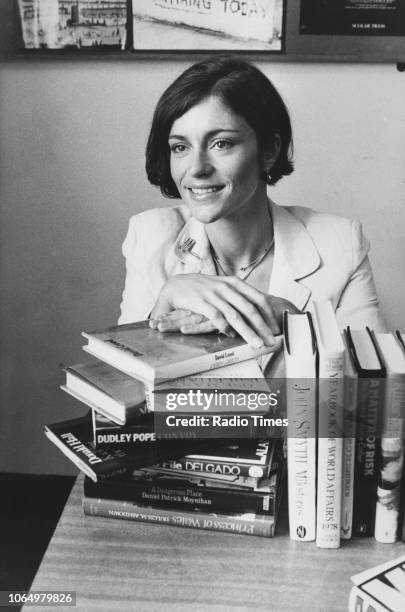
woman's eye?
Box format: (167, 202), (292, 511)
(169, 143), (187, 154)
(212, 139), (232, 150)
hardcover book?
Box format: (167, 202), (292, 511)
(312, 301), (344, 550)
(373, 332), (405, 544)
(155, 439), (278, 479)
(283, 310), (317, 542)
(346, 327), (386, 537)
(341, 330), (358, 540)
(83, 461), (283, 516)
(61, 360), (148, 426)
(147, 438), (284, 492)
(44, 416), (209, 482)
(145, 357), (270, 414)
(83, 497), (278, 538)
(82, 320), (280, 383)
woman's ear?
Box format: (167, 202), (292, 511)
(262, 134), (281, 172)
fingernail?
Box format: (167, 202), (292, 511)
(266, 335), (276, 346)
(149, 319), (157, 328)
(251, 338), (264, 349)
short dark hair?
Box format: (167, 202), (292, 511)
(146, 56), (294, 198)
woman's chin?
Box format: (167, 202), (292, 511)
(184, 200), (225, 225)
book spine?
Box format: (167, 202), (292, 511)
(353, 376), (384, 537)
(156, 341), (278, 380)
(82, 497), (275, 538)
(157, 457), (265, 479)
(348, 585), (390, 612)
(285, 379), (317, 541)
(84, 477), (276, 515)
(316, 354), (344, 549)
(341, 370), (357, 540)
(374, 374), (405, 543)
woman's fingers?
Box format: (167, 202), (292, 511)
(180, 319), (237, 336)
(151, 310), (205, 332)
(222, 277), (281, 334)
(150, 273), (298, 346)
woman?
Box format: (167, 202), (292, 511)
(119, 56), (385, 348)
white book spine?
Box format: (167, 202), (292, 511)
(374, 373), (405, 543)
(316, 354), (344, 549)
(284, 351), (317, 542)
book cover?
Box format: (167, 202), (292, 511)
(349, 554), (405, 612)
(347, 327), (386, 537)
(373, 332), (405, 543)
(82, 320), (280, 383)
(312, 301), (344, 549)
(62, 360), (148, 426)
(341, 330), (358, 540)
(283, 310), (317, 542)
(44, 415), (208, 482)
(91, 410), (156, 448)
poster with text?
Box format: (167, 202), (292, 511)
(300, 0), (405, 36)
(132, 0), (284, 51)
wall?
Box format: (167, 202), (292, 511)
(1, 58), (404, 475)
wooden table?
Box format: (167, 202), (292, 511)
(25, 475), (404, 612)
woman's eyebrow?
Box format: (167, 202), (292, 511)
(168, 128), (240, 140)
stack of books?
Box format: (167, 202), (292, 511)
(45, 321), (287, 538)
(284, 303), (405, 549)
(45, 313), (405, 546)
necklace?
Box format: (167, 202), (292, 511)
(211, 235), (274, 281)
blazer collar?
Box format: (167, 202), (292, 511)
(172, 200), (321, 309)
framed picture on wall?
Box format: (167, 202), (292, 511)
(300, 0), (405, 37)
(132, 0), (285, 52)
(17, 0), (128, 50)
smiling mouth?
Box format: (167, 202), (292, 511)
(187, 186), (224, 195)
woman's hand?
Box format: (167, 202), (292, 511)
(150, 273), (299, 348)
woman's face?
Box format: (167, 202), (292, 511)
(168, 95), (267, 224)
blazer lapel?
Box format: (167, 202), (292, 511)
(269, 201), (321, 311)
(171, 216), (217, 276)
(167, 201), (320, 326)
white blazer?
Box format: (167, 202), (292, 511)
(119, 200), (385, 332)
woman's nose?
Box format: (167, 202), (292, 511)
(188, 149), (213, 178)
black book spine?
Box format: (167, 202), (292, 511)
(352, 375), (385, 536)
(84, 476), (277, 515)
